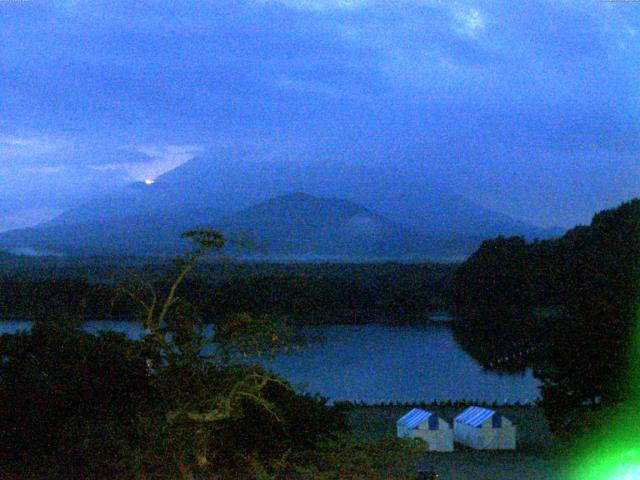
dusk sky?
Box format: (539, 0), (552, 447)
(1, 0), (639, 231)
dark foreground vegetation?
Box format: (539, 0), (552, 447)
(0, 232), (355, 479)
(451, 199), (640, 438)
(0, 316), (360, 479)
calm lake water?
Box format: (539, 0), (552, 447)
(0, 321), (540, 403)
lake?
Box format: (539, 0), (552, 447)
(0, 321), (540, 404)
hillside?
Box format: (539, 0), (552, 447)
(0, 193), (429, 259)
(0, 155), (557, 258)
(156, 156), (557, 239)
(216, 193), (426, 258)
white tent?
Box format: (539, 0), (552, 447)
(396, 408), (454, 452)
(453, 406), (516, 450)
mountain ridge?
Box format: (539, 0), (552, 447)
(0, 155), (560, 259)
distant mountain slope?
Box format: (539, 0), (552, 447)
(0, 211), (217, 257)
(0, 181), (221, 256)
(0, 193), (430, 258)
(42, 181), (208, 228)
(155, 156), (557, 239)
(217, 193), (426, 258)
(0, 154), (559, 258)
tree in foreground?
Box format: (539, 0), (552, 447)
(126, 229), (348, 479)
(0, 230), (347, 479)
(534, 200), (640, 437)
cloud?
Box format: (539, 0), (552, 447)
(126, 145), (204, 181)
(272, 75), (370, 102)
(256, 0), (369, 12)
(0, 1), (638, 228)
(0, 136), (68, 158)
(90, 163), (123, 172)
(25, 165), (66, 174)
(453, 7), (485, 39)
(87, 145), (204, 181)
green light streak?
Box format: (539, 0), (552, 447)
(566, 310), (640, 479)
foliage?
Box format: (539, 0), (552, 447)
(451, 236), (538, 317)
(0, 317), (153, 478)
(0, 276), (132, 320)
(118, 229), (347, 479)
(212, 387), (350, 478)
(536, 200), (640, 435)
(0, 230), (348, 479)
(450, 199), (640, 437)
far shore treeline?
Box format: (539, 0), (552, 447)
(0, 262), (453, 324)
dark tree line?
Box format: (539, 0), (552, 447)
(451, 199), (640, 435)
(0, 278), (128, 320)
(0, 263), (454, 324)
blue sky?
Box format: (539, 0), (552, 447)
(0, 0), (639, 231)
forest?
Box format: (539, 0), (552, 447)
(450, 199), (640, 436)
(0, 261), (454, 324)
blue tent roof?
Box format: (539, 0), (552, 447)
(455, 406), (496, 428)
(397, 408), (433, 429)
